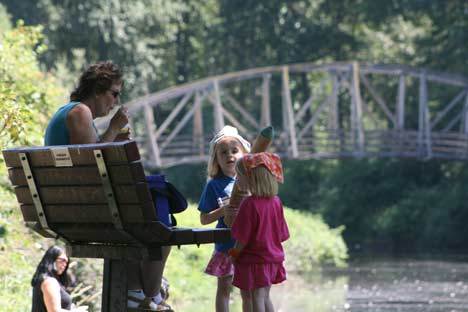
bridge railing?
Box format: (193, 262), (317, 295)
(96, 62), (468, 167)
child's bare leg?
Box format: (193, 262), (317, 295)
(216, 275), (232, 312)
(240, 289), (253, 312)
(263, 286), (274, 312)
(252, 286), (273, 312)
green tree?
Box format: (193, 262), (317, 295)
(0, 20), (62, 151)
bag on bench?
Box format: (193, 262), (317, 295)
(146, 175), (187, 226)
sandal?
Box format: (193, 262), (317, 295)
(128, 290), (145, 309)
(137, 297), (174, 311)
(154, 300), (173, 311)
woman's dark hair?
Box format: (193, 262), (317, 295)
(70, 60), (123, 102)
(31, 245), (71, 287)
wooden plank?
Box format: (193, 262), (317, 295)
(281, 66), (298, 157)
(442, 113), (463, 132)
(30, 222), (172, 245)
(159, 95), (203, 152)
(212, 79), (225, 132)
(3, 141), (140, 168)
(464, 92), (468, 134)
(194, 228), (230, 244)
(126, 222), (173, 243)
(193, 229), (215, 244)
(213, 228), (232, 243)
(360, 73), (396, 125)
(418, 72), (427, 155)
(221, 106), (249, 134)
(46, 223), (170, 244)
(430, 89), (466, 130)
(261, 74), (272, 127)
(168, 228), (195, 245)
(8, 162), (145, 186)
(101, 259), (127, 312)
(298, 93), (333, 140)
(67, 244), (161, 260)
(14, 183), (153, 206)
(192, 92), (205, 156)
(351, 62), (365, 154)
(143, 102), (161, 167)
(155, 92), (193, 139)
(20, 204), (148, 223)
(119, 62), (467, 114)
(397, 74), (406, 129)
(223, 93), (259, 129)
(25, 221), (58, 238)
(360, 97), (380, 128)
(57, 225), (137, 244)
(295, 77), (328, 124)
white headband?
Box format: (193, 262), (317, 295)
(209, 125), (251, 153)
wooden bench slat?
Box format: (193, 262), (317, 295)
(167, 227), (232, 246)
(57, 226), (137, 244)
(192, 228), (215, 244)
(14, 184), (153, 206)
(9, 163), (146, 186)
(67, 244), (162, 260)
(21, 204), (148, 223)
(28, 221), (173, 244)
(213, 228), (232, 243)
(3, 140), (234, 265)
(2, 141), (140, 168)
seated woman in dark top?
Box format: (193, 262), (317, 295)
(31, 245), (87, 312)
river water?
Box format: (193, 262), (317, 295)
(271, 256), (468, 312)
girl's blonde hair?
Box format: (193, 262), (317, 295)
(207, 138), (249, 178)
(236, 160), (278, 197)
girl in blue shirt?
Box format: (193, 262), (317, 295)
(198, 126), (250, 312)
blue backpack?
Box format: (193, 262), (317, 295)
(146, 175), (188, 226)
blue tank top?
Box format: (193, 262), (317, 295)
(44, 102), (80, 146)
(44, 102), (98, 146)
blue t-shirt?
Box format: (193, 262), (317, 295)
(198, 175), (235, 252)
(44, 101), (98, 146)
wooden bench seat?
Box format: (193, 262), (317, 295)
(3, 140), (230, 311)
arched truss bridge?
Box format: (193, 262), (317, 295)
(97, 62), (468, 167)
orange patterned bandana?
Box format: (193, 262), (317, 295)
(242, 152), (284, 183)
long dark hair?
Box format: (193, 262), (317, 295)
(31, 246), (71, 287)
(70, 60), (123, 102)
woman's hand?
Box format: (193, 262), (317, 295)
(109, 106), (129, 132)
(114, 127), (132, 141)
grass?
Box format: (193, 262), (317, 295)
(0, 190), (348, 311)
(164, 204), (348, 311)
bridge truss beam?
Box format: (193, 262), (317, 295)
(96, 62), (468, 167)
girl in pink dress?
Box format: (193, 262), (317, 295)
(229, 152), (289, 312)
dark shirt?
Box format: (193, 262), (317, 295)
(32, 277), (72, 312)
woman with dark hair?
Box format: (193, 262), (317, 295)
(44, 60), (129, 145)
(31, 246), (88, 312)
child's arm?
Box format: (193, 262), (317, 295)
(200, 196), (229, 225)
(200, 208), (224, 225)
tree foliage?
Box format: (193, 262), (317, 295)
(0, 20), (62, 150)
(1, 0), (467, 253)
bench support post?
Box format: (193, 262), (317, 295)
(102, 259), (128, 312)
